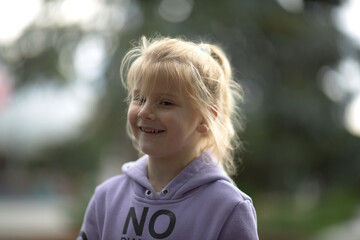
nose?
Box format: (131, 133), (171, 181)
(138, 102), (156, 120)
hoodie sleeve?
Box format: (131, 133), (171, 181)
(77, 194), (101, 240)
(218, 200), (259, 240)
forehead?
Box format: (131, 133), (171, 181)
(128, 58), (190, 97)
(133, 76), (181, 96)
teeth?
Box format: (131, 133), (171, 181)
(140, 127), (162, 133)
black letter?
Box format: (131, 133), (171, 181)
(149, 210), (176, 239)
(122, 207), (149, 236)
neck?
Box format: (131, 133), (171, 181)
(147, 151), (200, 192)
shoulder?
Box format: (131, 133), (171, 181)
(93, 174), (130, 199)
(213, 181), (259, 239)
(198, 178), (255, 218)
(212, 179), (253, 204)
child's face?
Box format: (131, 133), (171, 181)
(127, 77), (206, 162)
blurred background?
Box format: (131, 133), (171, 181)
(0, 0), (359, 239)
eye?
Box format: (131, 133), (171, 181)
(160, 100), (173, 106)
(133, 95), (146, 105)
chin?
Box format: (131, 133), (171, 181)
(141, 149), (170, 160)
(139, 147), (160, 157)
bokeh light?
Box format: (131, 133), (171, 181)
(0, 0), (42, 44)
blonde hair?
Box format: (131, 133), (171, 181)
(120, 36), (244, 175)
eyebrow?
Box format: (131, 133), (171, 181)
(132, 89), (180, 99)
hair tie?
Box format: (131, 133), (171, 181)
(199, 46), (222, 66)
(199, 47), (211, 55)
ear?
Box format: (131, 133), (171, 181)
(197, 119), (209, 134)
(197, 106), (217, 134)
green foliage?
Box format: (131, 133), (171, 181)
(256, 187), (359, 238)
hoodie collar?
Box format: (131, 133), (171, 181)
(122, 152), (232, 200)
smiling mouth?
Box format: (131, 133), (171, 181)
(139, 127), (165, 134)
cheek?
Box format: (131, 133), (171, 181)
(166, 116), (185, 135)
(127, 106), (138, 131)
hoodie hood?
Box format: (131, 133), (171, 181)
(122, 152), (232, 201)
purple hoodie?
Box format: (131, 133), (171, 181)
(78, 152), (259, 240)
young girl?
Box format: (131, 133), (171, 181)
(78, 36), (259, 240)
